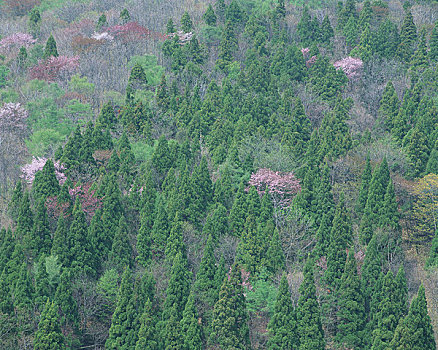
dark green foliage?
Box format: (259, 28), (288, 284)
(356, 157), (372, 217)
(14, 262), (34, 310)
(137, 176), (156, 266)
(297, 260), (325, 350)
(54, 270), (79, 329)
(181, 11), (194, 33)
(336, 250), (365, 349)
(203, 204), (228, 239)
(264, 229), (285, 275)
(8, 181), (23, 223)
(108, 216), (133, 272)
(61, 126), (82, 169)
(229, 182), (248, 236)
(379, 178), (400, 229)
(320, 15), (334, 43)
(426, 230), (438, 267)
(150, 195), (169, 255)
(225, 0), (245, 25)
(359, 0), (372, 29)
(378, 81), (399, 130)
(426, 140), (438, 174)
(34, 300), (65, 350)
(43, 35), (58, 59)
(152, 136), (172, 176)
(135, 298), (158, 350)
(344, 15), (358, 48)
(209, 264), (250, 349)
(410, 28), (428, 71)
(297, 6), (319, 45)
(361, 234), (381, 316)
(204, 4), (217, 26)
(0, 269), (13, 314)
(430, 21), (438, 61)
(165, 213), (186, 263)
(267, 274), (298, 349)
(35, 255), (51, 308)
(33, 160), (60, 200)
(97, 102), (116, 129)
(397, 9), (417, 61)
(24, 198), (51, 258)
(403, 126), (430, 178)
(374, 19), (400, 58)
(389, 284), (436, 350)
(180, 292), (203, 350)
(166, 19), (175, 34)
(29, 8), (41, 35)
(128, 63), (148, 89)
(15, 192), (33, 241)
(217, 20), (238, 69)
(120, 9), (130, 24)
(106, 268), (138, 349)
(96, 13), (107, 30)
(164, 304), (185, 350)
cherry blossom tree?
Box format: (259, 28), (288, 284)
(105, 22), (166, 42)
(29, 55), (80, 82)
(0, 33), (36, 50)
(333, 56), (364, 79)
(20, 157), (66, 184)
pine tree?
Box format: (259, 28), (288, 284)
(54, 270), (79, 329)
(108, 216), (133, 272)
(397, 9), (417, 61)
(151, 195), (169, 255)
(14, 262), (34, 310)
(181, 11), (193, 32)
(264, 229), (285, 275)
(430, 20), (438, 61)
(297, 260), (325, 350)
(180, 292), (203, 350)
(106, 268), (139, 349)
(336, 250), (365, 349)
(15, 191), (33, 241)
(135, 298), (158, 350)
(203, 4), (217, 26)
(389, 284), (436, 350)
(320, 15), (334, 43)
(34, 299), (65, 350)
(378, 81), (400, 130)
(410, 28), (429, 70)
(152, 136), (172, 176)
(379, 178), (400, 229)
(229, 182), (248, 236)
(33, 159), (60, 200)
(43, 34), (58, 59)
(356, 157), (372, 217)
(267, 274), (298, 349)
(209, 264), (250, 349)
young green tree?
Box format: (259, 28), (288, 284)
(33, 159), (60, 200)
(430, 20), (438, 61)
(209, 264), (250, 349)
(96, 13), (107, 30)
(180, 292), (203, 350)
(181, 11), (194, 32)
(120, 8), (130, 24)
(378, 81), (400, 130)
(336, 250), (365, 349)
(389, 284), (436, 350)
(320, 15), (334, 43)
(54, 270), (79, 330)
(97, 102), (116, 129)
(203, 4), (217, 26)
(135, 298), (158, 350)
(410, 28), (429, 71)
(356, 157), (372, 217)
(297, 260), (325, 350)
(43, 34), (58, 59)
(108, 216), (133, 272)
(397, 9), (417, 61)
(34, 299), (65, 350)
(267, 274), (298, 349)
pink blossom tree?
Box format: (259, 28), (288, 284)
(29, 55), (80, 82)
(247, 168), (301, 213)
(333, 56), (364, 79)
(20, 157), (66, 184)
(0, 33), (36, 50)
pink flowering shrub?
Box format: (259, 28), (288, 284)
(68, 182), (102, 219)
(247, 168), (301, 208)
(29, 55), (80, 82)
(20, 157), (66, 184)
(333, 56), (363, 79)
(0, 33), (36, 50)
(306, 55), (317, 68)
(0, 103), (28, 132)
(301, 47), (310, 57)
(105, 22), (166, 42)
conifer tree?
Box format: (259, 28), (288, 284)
(0, 269), (13, 315)
(315, 164), (335, 224)
(34, 299), (65, 350)
(344, 15), (358, 48)
(217, 20), (238, 69)
(8, 181), (23, 223)
(267, 274), (298, 349)
(165, 213), (186, 263)
(108, 216), (133, 272)
(180, 292), (203, 350)
(203, 4), (217, 26)
(379, 178), (400, 229)
(315, 212), (332, 258)
(33, 159), (60, 200)
(106, 268), (139, 349)
(29, 8), (41, 35)
(378, 81), (400, 130)
(54, 270), (79, 329)
(164, 304), (185, 350)
(137, 179), (156, 265)
(209, 264), (250, 349)
(14, 262), (34, 310)
(135, 298), (158, 350)
(25, 198), (51, 258)
(320, 15), (334, 43)
(265, 228), (285, 275)
(152, 136), (172, 176)
(120, 8), (130, 24)
(216, 0), (226, 22)
(97, 102), (116, 129)
(96, 13), (107, 30)
(61, 126), (82, 169)
(356, 157), (372, 217)
(229, 182), (248, 236)
(361, 234), (381, 315)
(297, 6), (318, 45)
(359, 0), (372, 29)
(181, 11), (194, 32)
(203, 204), (228, 240)
(35, 255), (51, 308)
(43, 34), (58, 59)
(403, 126), (430, 178)
(151, 195), (169, 255)
(297, 260), (325, 350)
(166, 18), (175, 34)
(389, 284), (436, 350)
(397, 9), (417, 61)
(410, 28), (429, 70)
(430, 20), (438, 61)
(15, 192), (33, 241)
(336, 250), (365, 349)
(426, 140), (438, 174)
(426, 230), (438, 267)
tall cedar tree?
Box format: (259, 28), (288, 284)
(267, 274), (298, 349)
(389, 284), (436, 350)
(209, 264), (250, 349)
(97, 102), (116, 129)
(14, 262), (34, 310)
(180, 292), (203, 350)
(54, 270), (79, 329)
(378, 81), (400, 130)
(135, 298), (158, 350)
(151, 195), (169, 255)
(430, 20), (438, 61)
(106, 268), (139, 349)
(397, 9), (417, 61)
(16, 192), (33, 241)
(164, 304), (185, 350)
(34, 300), (65, 350)
(33, 159), (60, 200)
(165, 213), (186, 263)
(229, 182), (248, 236)
(336, 250), (366, 349)
(379, 178), (400, 229)
(181, 11), (194, 32)
(264, 228), (286, 274)
(203, 4), (217, 26)
(0, 269), (14, 314)
(43, 34), (58, 59)
(320, 15), (334, 43)
(297, 260), (325, 350)
(356, 156), (372, 216)
(35, 255), (51, 308)
(361, 234), (381, 315)
(25, 198), (51, 259)
(108, 216), (133, 272)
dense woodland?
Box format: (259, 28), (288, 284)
(1, 0), (438, 349)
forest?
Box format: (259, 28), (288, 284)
(0, 0), (438, 349)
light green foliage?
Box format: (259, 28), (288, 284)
(245, 269), (277, 315)
(69, 74), (95, 95)
(34, 300), (65, 350)
(127, 55), (165, 87)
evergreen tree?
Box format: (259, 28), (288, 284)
(315, 164), (335, 224)
(267, 274), (298, 349)
(209, 264), (250, 349)
(29, 8), (41, 35)
(152, 136), (172, 176)
(229, 182), (248, 236)
(389, 284), (436, 350)
(164, 304), (185, 350)
(135, 298), (158, 350)
(426, 140), (438, 174)
(403, 126), (430, 178)
(0, 269), (13, 315)
(181, 11), (194, 32)
(203, 204), (228, 240)
(25, 198), (51, 258)
(43, 34), (58, 59)
(33, 159), (60, 200)
(106, 268), (138, 349)
(336, 250), (365, 349)
(297, 6), (318, 45)
(216, 0), (226, 22)
(361, 234), (381, 315)
(359, 0), (372, 29)
(34, 299), (65, 350)
(97, 102), (116, 129)
(379, 178), (400, 229)
(374, 19), (400, 58)
(137, 180), (156, 266)
(14, 262), (34, 310)
(96, 13), (107, 30)
(430, 20), (438, 61)
(397, 9), (417, 61)
(203, 4), (217, 26)
(35, 255), (51, 308)
(150, 195), (169, 255)
(264, 229), (285, 275)
(344, 15), (358, 48)
(410, 28), (429, 70)
(108, 216), (133, 272)
(15, 192), (33, 241)
(61, 126), (82, 170)
(217, 20), (238, 69)
(378, 81), (400, 130)
(180, 292), (203, 350)
(297, 260), (325, 350)
(356, 156), (372, 217)
(166, 18), (175, 34)
(54, 270), (79, 329)
(120, 8), (130, 24)
(320, 15), (334, 43)
(426, 230), (438, 267)
(8, 181), (23, 223)
(165, 213), (186, 263)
